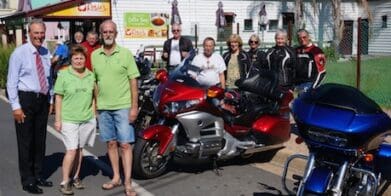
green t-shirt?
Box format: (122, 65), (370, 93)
(54, 68), (95, 123)
(92, 45), (140, 110)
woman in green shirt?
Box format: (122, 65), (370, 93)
(54, 45), (96, 195)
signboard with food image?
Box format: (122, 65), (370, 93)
(124, 12), (169, 39)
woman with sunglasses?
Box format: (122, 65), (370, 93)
(247, 34), (268, 75)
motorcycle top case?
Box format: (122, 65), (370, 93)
(292, 83), (391, 150)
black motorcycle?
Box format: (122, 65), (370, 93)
(134, 52), (159, 132)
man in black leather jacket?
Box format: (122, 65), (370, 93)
(162, 24), (193, 73)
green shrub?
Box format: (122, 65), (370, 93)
(322, 46), (339, 62)
(0, 45), (15, 89)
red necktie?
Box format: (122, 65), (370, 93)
(35, 51), (48, 94)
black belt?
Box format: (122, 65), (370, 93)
(18, 91), (48, 99)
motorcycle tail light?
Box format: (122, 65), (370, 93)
(155, 69), (168, 83)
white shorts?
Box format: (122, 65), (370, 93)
(61, 118), (96, 150)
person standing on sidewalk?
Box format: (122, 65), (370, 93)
(54, 45), (97, 195)
(295, 29), (326, 94)
(222, 34), (251, 88)
(266, 29), (296, 91)
(192, 37), (226, 88)
(6, 19), (53, 194)
(162, 24), (193, 73)
(81, 31), (100, 71)
(92, 20), (140, 196)
(246, 34), (267, 73)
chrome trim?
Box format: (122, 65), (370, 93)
(282, 153), (309, 195)
(330, 161), (348, 196)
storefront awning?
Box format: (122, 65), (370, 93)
(0, 0), (84, 21)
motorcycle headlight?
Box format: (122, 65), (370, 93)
(307, 129), (348, 148)
(163, 99), (200, 115)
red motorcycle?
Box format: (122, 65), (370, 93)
(133, 61), (293, 179)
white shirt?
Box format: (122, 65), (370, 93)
(192, 52), (226, 86)
(169, 39), (181, 66)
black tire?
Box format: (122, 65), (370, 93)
(133, 138), (171, 179)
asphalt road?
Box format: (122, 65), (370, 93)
(0, 97), (292, 196)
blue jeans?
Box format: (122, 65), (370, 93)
(98, 108), (135, 143)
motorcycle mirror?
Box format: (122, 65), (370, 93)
(155, 69), (168, 83)
(207, 86), (224, 99)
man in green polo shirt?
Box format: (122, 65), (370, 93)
(92, 20), (139, 196)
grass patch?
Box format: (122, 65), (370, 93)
(0, 45), (15, 89)
(324, 56), (391, 108)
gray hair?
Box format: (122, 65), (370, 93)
(297, 29), (310, 36)
(248, 34), (260, 44)
(99, 19), (118, 33)
(86, 31), (98, 38)
(275, 29), (287, 39)
(28, 19), (46, 32)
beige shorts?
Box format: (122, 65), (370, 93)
(61, 118), (96, 150)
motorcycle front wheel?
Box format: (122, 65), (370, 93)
(133, 138), (171, 179)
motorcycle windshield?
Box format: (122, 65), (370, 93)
(168, 50), (206, 88)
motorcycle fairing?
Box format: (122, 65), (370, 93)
(292, 85), (391, 150)
(176, 111), (224, 142)
(157, 80), (206, 116)
(138, 125), (174, 155)
(251, 114), (291, 144)
(304, 167), (332, 194)
(375, 143), (391, 180)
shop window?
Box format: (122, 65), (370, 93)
(382, 15), (387, 28)
(268, 20), (278, 31)
(244, 19), (253, 31)
(0, 0), (9, 8)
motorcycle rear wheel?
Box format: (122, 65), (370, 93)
(133, 138), (171, 179)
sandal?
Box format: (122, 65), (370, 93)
(101, 179), (122, 190)
(124, 187), (137, 196)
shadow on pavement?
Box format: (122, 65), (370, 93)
(168, 148), (283, 175)
(252, 182), (285, 196)
(42, 153), (111, 181)
(42, 152), (63, 179)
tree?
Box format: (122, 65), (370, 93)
(296, 0), (371, 51)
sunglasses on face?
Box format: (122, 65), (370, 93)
(250, 40), (259, 44)
(172, 29), (181, 32)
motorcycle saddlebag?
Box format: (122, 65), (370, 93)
(375, 143), (391, 180)
(251, 114), (290, 144)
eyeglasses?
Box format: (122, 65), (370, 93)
(250, 40), (259, 44)
(172, 29), (181, 32)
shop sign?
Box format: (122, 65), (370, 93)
(124, 12), (169, 39)
(45, 0), (110, 17)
